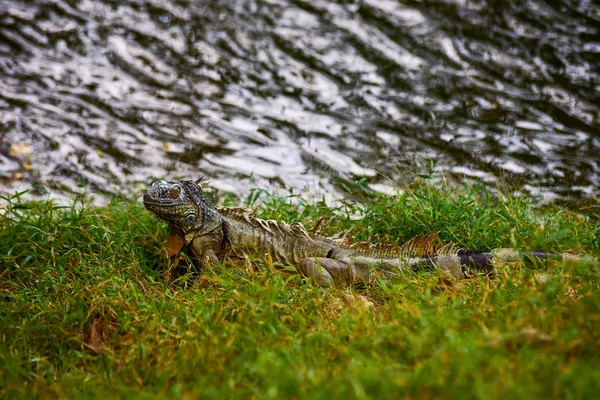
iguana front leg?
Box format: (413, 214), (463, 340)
(187, 235), (223, 270)
(299, 257), (358, 287)
(162, 227), (219, 268)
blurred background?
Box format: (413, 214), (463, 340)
(0, 0), (598, 204)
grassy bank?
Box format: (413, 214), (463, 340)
(1, 182), (599, 399)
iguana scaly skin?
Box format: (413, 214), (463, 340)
(143, 179), (591, 286)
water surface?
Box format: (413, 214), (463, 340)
(0, 0), (598, 203)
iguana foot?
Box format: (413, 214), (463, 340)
(299, 257), (356, 287)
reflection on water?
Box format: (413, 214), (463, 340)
(0, 0), (598, 203)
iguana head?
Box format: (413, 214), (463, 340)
(143, 179), (218, 234)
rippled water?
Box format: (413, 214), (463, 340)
(0, 0), (598, 203)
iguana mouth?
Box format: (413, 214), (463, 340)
(142, 195), (177, 207)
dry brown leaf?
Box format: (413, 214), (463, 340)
(564, 286), (579, 301)
(87, 316), (119, 350)
(342, 293), (374, 309)
(9, 143), (33, 157)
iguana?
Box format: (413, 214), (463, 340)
(143, 179), (592, 286)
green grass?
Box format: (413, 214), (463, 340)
(1, 182), (599, 399)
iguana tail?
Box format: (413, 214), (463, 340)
(416, 248), (597, 278)
(299, 248), (596, 286)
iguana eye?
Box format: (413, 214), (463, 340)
(168, 185), (181, 199)
(184, 213), (196, 226)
